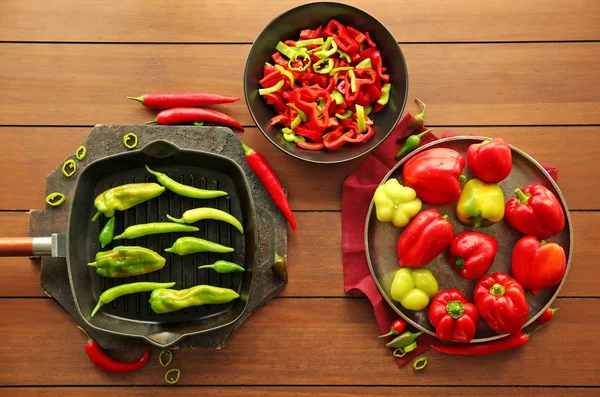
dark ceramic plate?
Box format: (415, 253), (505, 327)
(365, 136), (573, 342)
(243, 2), (408, 164)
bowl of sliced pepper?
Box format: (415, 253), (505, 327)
(244, 2), (408, 164)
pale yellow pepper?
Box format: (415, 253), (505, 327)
(373, 178), (422, 227)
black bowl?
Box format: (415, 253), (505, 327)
(243, 2), (408, 164)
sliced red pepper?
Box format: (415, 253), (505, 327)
(271, 52), (288, 67)
(371, 102), (385, 114)
(364, 32), (377, 48)
(260, 70), (282, 88)
(352, 48), (375, 64)
(263, 93), (286, 113)
(294, 87), (331, 133)
(372, 51), (390, 83)
(284, 39), (296, 46)
(300, 25), (322, 40)
(332, 33), (359, 55)
(295, 126), (323, 142)
(343, 125), (374, 143)
(270, 114), (290, 126)
(346, 26), (366, 43)
(263, 63), (276, 76)
(323, 127), (347, 150)
(297, 141), (325, 150)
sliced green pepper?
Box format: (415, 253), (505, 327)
(330, 90), (344, 105)
(275, 41), (297, 59)
(62, 159), (76, 177)
(258, 79), (284, 96)
(378, 83), (391, 105)
(123, 132), (138, 149)
(282, 128), (305, 143)
(337, 49), (352, 63)
(193, 121), (205, 126)
(287, 103), (307, 121)
(313, 58), (334, 74)
(295, 38), (324, 47)
(356, 58), (373, 69)
(288, 52), (311, 72)
(76, 145), (87, 161)
(165, 368), (181, 385)
(159, 350), (173, 368)
(329, 66), (353, 75)
(274, 64), (294, 88)
(348, 69), (357, 93)
(290, 115), (302, 129)
(335, 110), (353, 119)
(365, 105), (373, 115)
(356, 104), (366, 133)
(315, 37), (337, 59)
(413, 356), (428, 370)
(46, 192), (66, 207)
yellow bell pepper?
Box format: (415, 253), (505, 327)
(456, 178), (505, 227)
(373, 179), (422, 227)
(390, 268), (439, 311)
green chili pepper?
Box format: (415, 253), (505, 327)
(274, 64), (294, 88)
(290, 115), (302, 129)
(287, 103), (307, 121)
(99, 217), (115, 248)
(395, 129), (433, 159)
(193, 121), (205, 126)
(356, 104), (366, 133)
(275, 41), (298, 59)
(113, 222), (199, 240)
(393, 341), (418, 358)
(145, 165), (227, 199)
(330, 90), (344, 105)
(76, 145), (87, 161)
(91, 281), (175, 317)
(386, 331), (423, 349)
(62, 159), (76, 177)
(365, 105), (373, 115)
(356, 58), (373, 69)
(378, 83), (392, 105)
(335, 110), (353, 119)
(348, 69), (357, 93)
(313, 58), (334, 74)
(150, 285), (240, 314)
(165, 368), (181, 384)
(295, 38), (324, 47)
(198, 260), (245, 273)
(259, 79), (284, 96)
(46, 192), (66, 207)
(413, 356), (428, 370)
(329, 66), (353, 75)
(159, 350), (173, 367)
(123, 132), (138, 149)
(315, 37), (337, 59)
(88, 246), (166, 278)
(337, 49), (352, 63)
(93, 183), (165, 221)
(288, 52), (311, 72)
(166, 207), (244, 234)
(165, 237), (234, 256)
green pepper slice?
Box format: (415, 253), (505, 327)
(315, 37), (337, 59)
(287, 103), (307, 121)
(335, 110), (353, 119)
(329, 66), (353, 75)
(330, 90), (344, 105)
(288, 52), (311, 72)
(356, 58), (373, 69)
(295, 38), (324, 47)
(159, 350), (173, 368)
(258, 79), (284, 96)
(193, 121), (205, 126)
(275, 41), (297, 59)
(348, 69), (357, 93)
(365, 105), (373, 115)
(165, 368), (181, 384)
(378, 83), (391, 105)
(46, 192), (66, 207)
(76, 145), (87, 161)
(123, 132), (138, 149)
(290, 115), (302, 129)
(313, 58), (334, 74)
(356, 104), (366, 133)
(62, 159), (76, 177)
(413, 356), (428, 370)
(337, 49), (352, 63)
(282, 128), (305, 143)
(274, 64), (294, 88)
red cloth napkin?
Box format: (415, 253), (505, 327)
(341, 114), (558, 367)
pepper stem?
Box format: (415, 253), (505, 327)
(90, 302), (103, 317)
(441, 214), (449, 220)
(514, 188), (531, 204)
(415, 98), (426, 118)
(525, 325), (543, 338)
(454, 257), (465, 270)
(458, 175), (467, 184)
(77, 326), (93, 342)
(417, 129), (432, 138)
(126, 96), (144, 104)
(241, 143), (253, 156)
(473, 217), (482, 227)
(551, 308), (559, 315)
(378, 328), (397, 339)
(489, 283), (506, 296)
(144, 118), (158, 124)
(540, 240), (546, 244)
(87, 262), (97, 267)
(446, 300), (465, 319)
(92, 211), (101, 222)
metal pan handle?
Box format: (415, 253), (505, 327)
(0, 235), (57, 257)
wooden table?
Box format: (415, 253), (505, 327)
(1, 1), (599, 395)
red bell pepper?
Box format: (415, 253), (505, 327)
(403, 148), (466, 205)
(346, 26), (366, 43)
(324, 20), (359, 54)
(263, 93), (286, 114)
(428, 289), (479, 343)
(343, 125), (374, 144)
(448, 231), (498, 280)
(293, 87), (331, 133)
(466, 138), (513, 183)
(271, 52), (288, 67)
(511, 236), (566, 295)
(397, 209), (454, 268)
(299, 25), (322, 40)
(505, 185), (565, 239)
(474, 272), (529, 335)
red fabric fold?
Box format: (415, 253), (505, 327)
(341, 114), (558, 367)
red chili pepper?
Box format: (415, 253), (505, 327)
(147, 107), (244, 131)
(448, 231), (498, 280)
(242, 143), (296, 232)
(127, 93), (239, 108)
(431, 329), (535, 355)
(378, 318), (407, 338)
(428, 289), (479, 343)
(397, 209), (454, 268)
(535, 307), (558, 324)
(403, 148), (466, 205)
(78, 327), (149, 373)
(474, 272), (530, 335)
(466, 138), (513, 183)
(511, 236), (566, 295)
(505, 185), (565, 239)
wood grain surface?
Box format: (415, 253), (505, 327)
(0, 0), (598, 394)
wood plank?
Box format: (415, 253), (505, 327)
(3, 387), (598, 397)
(1, 0), (599, 43)
(0, 298), (597, 386)
(0, 126), (597, 211)
(1, 44), (599, 126)
(0, 211), (596, 298)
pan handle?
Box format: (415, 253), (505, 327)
(0, 236), (55, 257)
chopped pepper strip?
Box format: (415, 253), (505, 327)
(315, 37), (338, 59)
(297, 141), (325, 150)
(356, 58), (373, 69)
(276, 41), (298, 59)
(258, 79), (284, 95)
(288, 52), (311, 72)
(46, 192), (66, 207)
(290, 115), (302, 129)
(159, 350), (173, 368)
(413, 357), (428, 370)
(372, 51), (390, 82)
(76, 145), (87, 161)
(165, 368), (181, 385)
(330, 90), (344, 105)
(123, 132), (138, 149)
(295, 38), (324, 47)
(287, 103), (307, 121)
(314, 58), (334, 74)
(329, 66), (353, 75)
(365, 105), (373, 115)
(348, 69), (357, 92)
(336, 109), (353, 119)
(274, 65), (294, 88)
(378, 83), (391, 105)
(62, 159), (76, 177)
(337, 49), (352, 63)
(355, 104), (366, 133)
(347, 26), (366, 43)
(393, 341), (418, 358)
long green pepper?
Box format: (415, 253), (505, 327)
(91, 281), (175, 317)
(93, 183), (165, 221)
(150, 285), (240, 314)
(165, 237), (234, 256)
(145, 165), (228, 199)
(166, 207), (244, 234)
(88, 246), (166, 278)
(99, 217), (115, 248)
(198, 260), (245, 273)
(113, 222), (199, 240)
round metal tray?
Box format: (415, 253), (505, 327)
(365, 136), (573, 343)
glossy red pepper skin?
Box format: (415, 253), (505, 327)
(242, 144), (296, 232)
(474, 272), (529, 335)
(398, 209), (454, 268)
(151, 107), (244, 131)
(535, 307), (558, 324)
(428, 289), (479, 343)
(505, 185), (565, 239)
(448, 231), (498, 279)
(431, 331), (531, 355)
(466, 138), (512, 183)
(297, 141), (326, 151)
(293, 87), (331, 133)
(129, 93), (238, 108)
(378, 318), (407, 338)
(79, 327), (149, 373)
(403, 148), (466, 205)
(511, 236), (566, 295)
